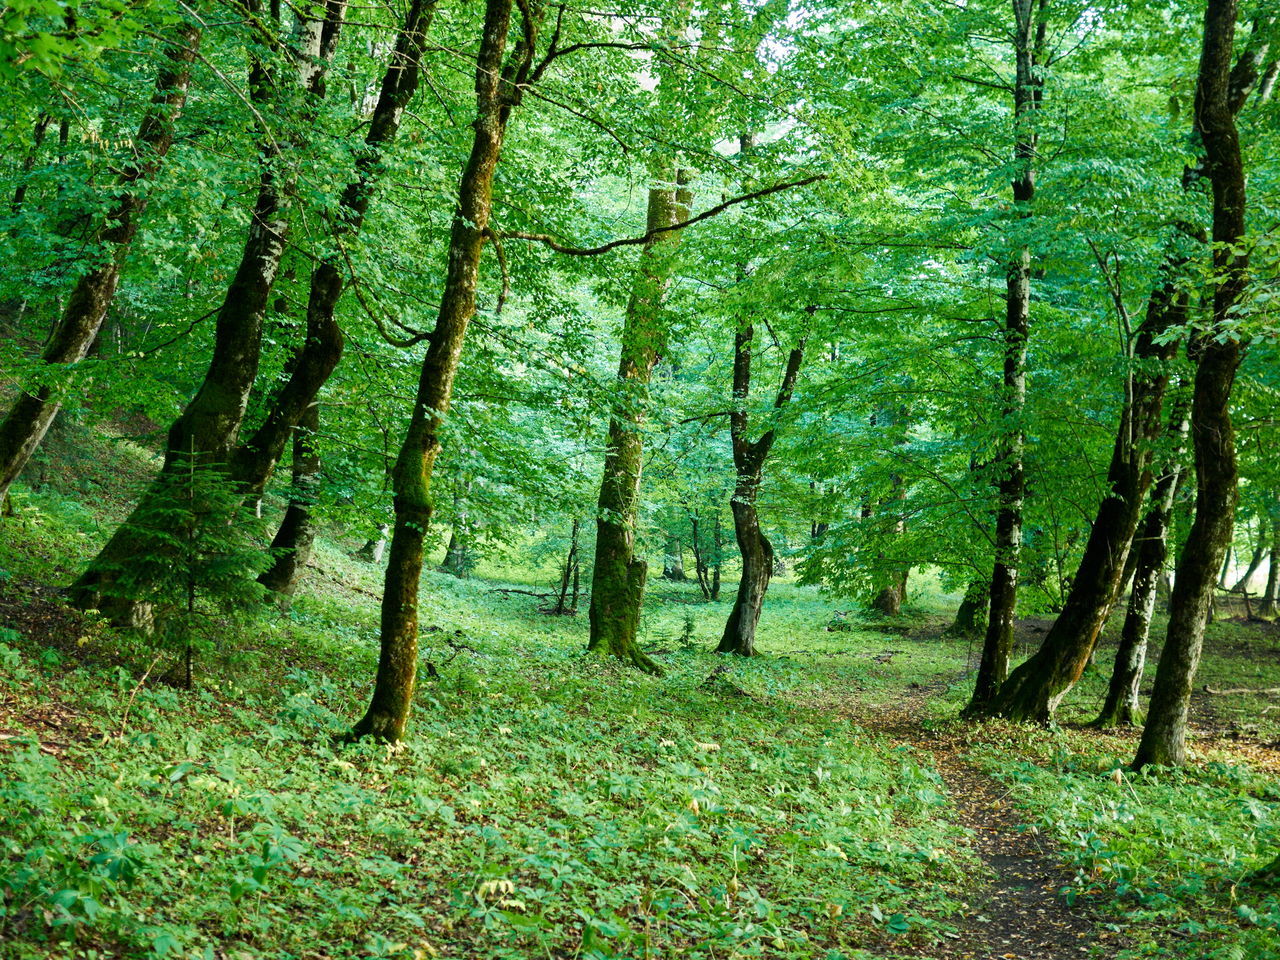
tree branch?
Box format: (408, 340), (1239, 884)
(502, 174), (825, 256)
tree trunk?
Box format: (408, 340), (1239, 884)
(356, 524), (390, 563)
(711, 513), (723, 600)
(966, 0), (1042, 714)
(1261, 517), (1279, 618)
(662, 532), (687, 580)
(716, 328), (805, 657)
(1230, 519), (1267, 594)
(441, 478), (472, 577)
(553, 518), (580, 615)
(690, 514), (712, 600)
(1134, 0), (1249, 769)
(951, 580), (989, 635)
(0, 26), (198, 505)
(258, 403), (321, 607)
(719, 494), (773, 656)
(70, 5), (343, 620)
(977, 284), (1184, 720)
(1094, 411), (1188, 727)
(229, 0), (436, 499)
(351, 0), (530, 741)
(587, 166), (692, 674)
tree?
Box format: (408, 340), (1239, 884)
(350, 0), (535, 741)
(965, 0), (1046, 713)
(70, 1), (346, 623)
(0, 24), (198, 504)
(1134, 0), (1253, 769)
(586, 164), (692, 674)
(716, 327), (805, 656)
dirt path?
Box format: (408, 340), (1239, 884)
(855, 683), (1105, 960)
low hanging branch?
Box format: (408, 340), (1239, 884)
(502, 174), (826, 256)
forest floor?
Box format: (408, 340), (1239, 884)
(846, 681), (1098, 960)
(3, 446), (1280, 959)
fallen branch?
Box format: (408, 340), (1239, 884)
(1203, 685), (1280, 696)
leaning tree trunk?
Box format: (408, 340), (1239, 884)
(966, 0), (1042, 714)
(230, 0), (436, 500)
(70, 5), (344, 621)
(351, 0), (530, 741)
(1230, 519), (1268, 594)
(716, 330), (805, 657)
(977, 286), (1184, 721)
(1134, 0), (1249, 770)
(587, 166), (692, 674)
(258, 403), (320, 606)
(1094, 410), (1188, 727)
(0, 25), (198, 505)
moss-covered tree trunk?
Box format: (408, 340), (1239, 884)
(1134, 0), (1249, 769)
(258, 403), (321, 606)
(230, 0), (436, 499)
(587, 167), (692, 673)
(951, 580), (989, 635)
(977, 286), (1184, 721)
(0, 25), (198, 505)
(351, 0), (530, 741)
(1094, 419), (1186, 728)
(716, 331), (805, 657)
(70, 4), (344, 622)
(966, 0), (1042, 714)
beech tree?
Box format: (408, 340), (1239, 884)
(1135, 0), (1254, 769)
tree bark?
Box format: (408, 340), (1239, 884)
(1134, 0), (1249, 769)
(587, 166), (692, 674)
(966, 0), (1043, 713)
(977, 284), (1185, 720)
(258, 403), (321, 606)
(952, 580), (989, 635)
(716, 332), (805, 657)
(0, 26), (198, 505)
(230, 0), (436, 498)
(553, 518), (580, 614)
(351, 0), (531, 741)
(1094, 410), (1188, 727)
(70, 4), (344, 620)
(1261, 516), (1280, 618)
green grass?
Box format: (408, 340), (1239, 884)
(3, 459), (1280, 959)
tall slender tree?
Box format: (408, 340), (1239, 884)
(1135, 0), (1252, 769)
(351, 0), (536, 741)
(966, 0), (1046, 713)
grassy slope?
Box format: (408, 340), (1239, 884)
(1, 440), (1280, 959)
